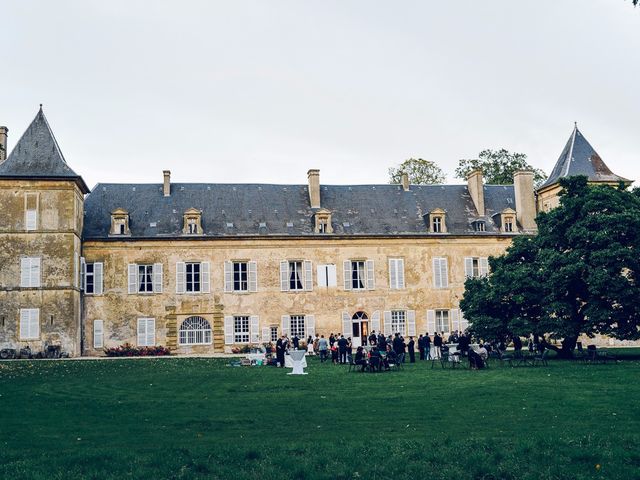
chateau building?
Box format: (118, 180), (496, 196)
(0, 109), (631, 355)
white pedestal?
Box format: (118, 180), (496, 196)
(286, 349), (308, 375)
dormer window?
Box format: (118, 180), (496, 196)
(110, 208), (130, 236)
(314, 209), (333, 234)
(474, 220), (486, 232)
(428, 209), (447, 234)
(182, 208), (203, 235)
(500, 208), (517, 233)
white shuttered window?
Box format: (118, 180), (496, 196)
(93, 320), (104, 348)
(389, 258), (405, 289)
(433, 257), (449, 288)
(19, 308), (39, 339)
(20, 257), (41, 288)
(137, 318), (155, 346)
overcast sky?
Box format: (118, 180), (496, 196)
(2, 1), (639, 189)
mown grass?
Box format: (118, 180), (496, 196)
(1, 350), (640, 479)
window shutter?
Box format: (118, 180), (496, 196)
(74, 254), (79, 288)
(224, 261), (233, 292)
(137, 318), (146, 346)
(303, 260), (313, 291)
(366, 260), (375, 290)
(20, 309), (38, 339)
(281, 315), (290, 336)
(306, 315), (315, 338)
(201, 262), (211, 293)
(25, 209), (37, 230)
(224, 316), (234, 345)
(397, 259), (405, 289)
(80, 257), (86, 291)
(20, 258), (30, 287)
(371, 311), (381, 333)
(261, 326), (271, 343)
(250, 315), (260, 343)
(450, 309), (460, 332)
(153, 263), (163, 293)
(327, 264), (337, 287)
(93, 320), (104, 348)
(343, 261), (351, 290)
(460, 310), (470, 332)
(433, 258), (441, 288)
(280, 261), (289, 292)
(128, 264), (137, 294)
(389, 259), (397, 289)
(441, 258), (449, 288)
(94, 262), (104, 295)
(29, 256), (41, 287)
(426, 310), (436, 334)
(383, 311), (392, 335)
(464, 257), (474, 278)
(317, 265), (327, 288)
(146, 319), (155, 346)
(407, 310), (416, 336)
(248, 261), (258, 292)
(176, 262), (186, 294)
(480, 257), (489, 277)
(342, 311), (351, 337)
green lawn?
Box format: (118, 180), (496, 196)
(1, 352), (640, 480)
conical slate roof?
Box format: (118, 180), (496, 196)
(0, 107), (89, 193)
(539, 125), (630, 190)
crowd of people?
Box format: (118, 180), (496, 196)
(272, 329), (543, 371)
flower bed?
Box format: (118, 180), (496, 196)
(104, 343), (171, 357)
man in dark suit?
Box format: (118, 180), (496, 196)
(292, 334), (300, 350)
(377, 333), (386, 351)
(424, 333), (431, 360)
(408, 337), (416, 363)
(392, 333), (403, 355)
(368, 331), (377, 346)
(337, 335), (349, 364)
(276, 336), (285, 367)
(418, 335), (425, 361)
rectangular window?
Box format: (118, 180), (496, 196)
(288, 261), (304, 291)
(137, 318), (155, 346)
(350, 260), (366, 289)
(389, 258), (405, 289)
(138, 265), (154, 292)
(93, 319), (104, 348)
(19, 308), (39, 340)
(436, 310), (450, 333)
(290, 315), (306, 338)
(85, 263), (95, 293)
(234, 262), (248, 291)
(20, 257), (41, 288)
(391, 310), (406, 336)
(270, 326), (278, 342)
(83, 262), (103, 295)
(464, 257), (489, 279)
(186, 262), (201, 292)
(234, 316), (250, 343)
(317, 264), (337, 287)
(432, 216), (442, 233)
(25, 193), (38, 231)
(505, 218), (514, 232)
(433, 257), (449, 288)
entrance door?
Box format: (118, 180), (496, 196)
(351, 312), (369, 348)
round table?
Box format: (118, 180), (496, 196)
(286, 349), (308, 375)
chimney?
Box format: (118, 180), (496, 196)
(307, 169), (321, 208)
(514, 170), (537, 232)
(401, 172), (410, 191)
(0, 126), (8, 164)
(163, 170), (171, 197)
(467, 169), (485, 216)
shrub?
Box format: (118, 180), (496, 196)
(104, 343), (171, 357)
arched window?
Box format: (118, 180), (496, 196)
(179, 316), (212, 345)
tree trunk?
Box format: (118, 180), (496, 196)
(544, 335), (578, 359)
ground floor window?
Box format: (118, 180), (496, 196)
(19, 308), (40, 340)
(391, 310), (406, 336)
(137, 318), (156, 346)
(94, 320), (104, 348)
(270, 326), (279, 342)
(234, 316), (250, 343)
(290, 315), (305, 338)
(436, 310), (450, 333)
(179, 316), (212, 345)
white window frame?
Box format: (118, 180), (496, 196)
(464, 257), (489, 279)
(180, 316), (212, 346)
(389, 258), (405, 290)
(233, 315), (250, 343)
(317, 264), (337, 288)
(19, 308), (40, 340)
(234, 261), (248, 292)
(186, 262), (202, 293)
(25, 193), (38, 231)
(391, 310), (406, 336)
(20, 257), (41, 288)
(289, 315), (306, 339)
(281, 260), (312, 292)
(433, 257), (449, 289)
(137, 318), (156, 347)
(344, 259), (375, 291)
(129, 263), (163, 294)
(84, 262), (104, 295)
(270, 326), (278, 342)
(93, 319), (104, 348)
(435, 309), (450, 333)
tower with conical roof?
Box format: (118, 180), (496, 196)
(0, 107), (89, 356)
(536, 124), (631, 212)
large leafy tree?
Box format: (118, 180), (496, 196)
(388, 158), (445, 185)
(455, 149), (547, 188)
(461, 176), (640, 358)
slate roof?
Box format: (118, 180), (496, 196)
(539, 125), (630, 190)
(83, 182), (518, 239)
(0, 107), (89, 193)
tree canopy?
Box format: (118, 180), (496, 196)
(388, 158), (446, 185)
(460, 176), (640, 357)
(455, 149), (547, 188)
